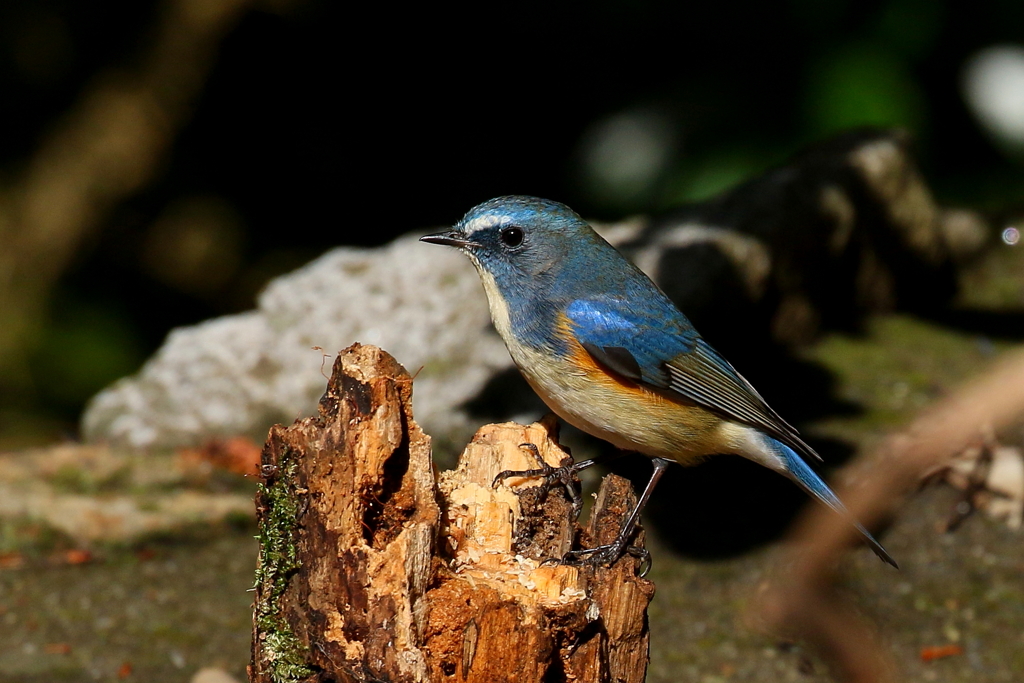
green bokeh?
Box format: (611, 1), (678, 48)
(804, 42), (927, 138)
(29, 298), (145, 417)
(660, 151), (768, 206)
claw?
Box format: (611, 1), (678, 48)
(627, 545), (652, 578)
(493, 445), (655, 577)
(558, 540), (651, 576)
(556, 457), (670, 576)
(492, 442), (584, 518)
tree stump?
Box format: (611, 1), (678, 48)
(249, 343), (655, 683)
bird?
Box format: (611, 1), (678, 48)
(420, 195), (897, 569)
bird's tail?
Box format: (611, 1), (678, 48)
(767, 436), (898, 568)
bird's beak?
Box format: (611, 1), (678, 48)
(420, 230), (472, 248)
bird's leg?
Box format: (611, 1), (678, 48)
(493, 443), (621, 519)
(561, 457), (671, 576)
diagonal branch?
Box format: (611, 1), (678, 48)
(753, 348), (1024, 682)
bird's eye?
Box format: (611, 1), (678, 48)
(499, 227), (524, 247)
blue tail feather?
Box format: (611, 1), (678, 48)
(768, 437), (898, 568)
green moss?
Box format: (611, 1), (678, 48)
(957, 240), (1024, 310)
(0, 517), (76, 554)
(46, 463), (132, 495)
(802, 314), (1015, 440)
(253, 446), (316, 681)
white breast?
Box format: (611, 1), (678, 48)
(467, 253), (514, 342)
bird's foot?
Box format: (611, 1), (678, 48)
(492, 442), (584, 518)
(552, 542), (651, 577)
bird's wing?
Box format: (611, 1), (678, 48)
(565, 297), (822, 462)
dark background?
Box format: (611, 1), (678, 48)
(1, 0), (1023, 446)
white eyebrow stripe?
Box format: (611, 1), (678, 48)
(462, 214), (510, 236)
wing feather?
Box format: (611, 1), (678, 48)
(664, 340), (821, 461)
(565, 297), (822, 462)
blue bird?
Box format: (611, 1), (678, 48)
(421, 196), (897, 569)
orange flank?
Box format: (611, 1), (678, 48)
(545, 313), (724, 462)
(555, 312), (664, 398)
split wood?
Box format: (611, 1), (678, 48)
(249, 343), (654, 683)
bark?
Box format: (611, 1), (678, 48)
(250, 343), (654, 683)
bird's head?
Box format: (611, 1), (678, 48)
(420, 196), (596, 292)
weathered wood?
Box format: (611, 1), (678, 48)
(250, 343), (439, 682)
(249, 343), (654, 683)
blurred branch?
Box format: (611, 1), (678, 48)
(752, 348), (1024, 682)
(0, 0), (259, 394)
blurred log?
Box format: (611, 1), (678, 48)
(632, 129), (991, 346)
(249, 343), (654, 683)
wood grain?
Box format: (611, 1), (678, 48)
(249, 343), (654, 682)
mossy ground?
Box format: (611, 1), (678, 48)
(2, 483), (1020, 682)
(0, 531), (256, 683)
(645, 484), (1024, 683)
